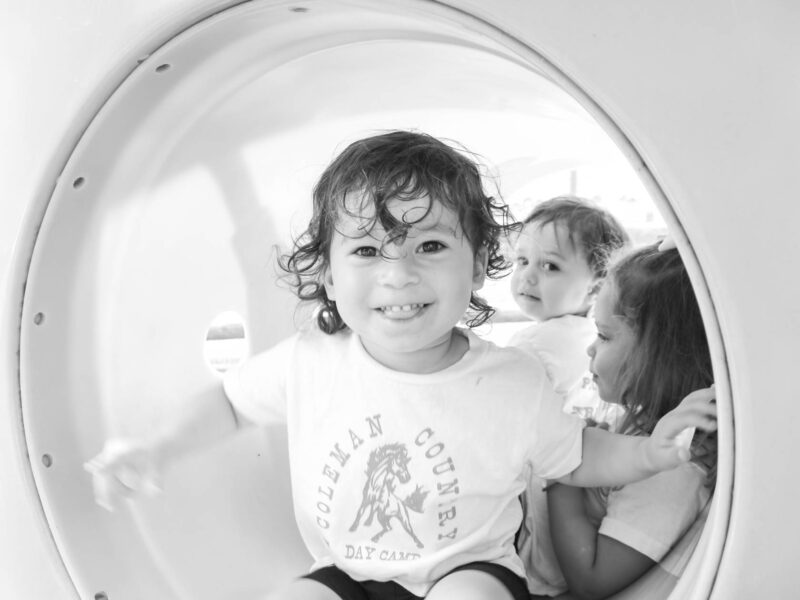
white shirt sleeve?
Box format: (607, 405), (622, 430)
(222, 334), (297, 425)
(526, 376), (585, 480)
(509, 318), (595, 395)
(599, 464), (709, 561)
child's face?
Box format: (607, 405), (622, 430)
(510, 221), (599, 321)
(586, 283), (637, 404)
(323, 194), (487, 373)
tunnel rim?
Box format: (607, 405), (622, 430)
(8, 0), (732, 597)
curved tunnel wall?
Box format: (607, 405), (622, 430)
(3, 1), (799, 598)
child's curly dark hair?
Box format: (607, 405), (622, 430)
(278, 130), (517, 333)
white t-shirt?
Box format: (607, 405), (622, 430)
(223, 327), (585, 596)
(518, 460), (710, 597)
(508, 315), (620, 424)
(511, 315), (621, 595)
(508, 315), (595, 397)
(587, 462), (711, 566)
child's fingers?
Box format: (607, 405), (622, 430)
(674, 387), (718, 429)
(660, 387), (717, 462)
(680, 385), (716, 403)
(674, 426), (696, 451)
(84, 440), (162, 511)
(87, 463), (162, 511)
(90, 469), (133, 512)
(86, 462), (131, 511)
(116, 464), (163, 497)
(650, 387), (716, 458)
(666, 409), (717, 437)
(673, 405), (717, 429)
(647, 386), (717, 470)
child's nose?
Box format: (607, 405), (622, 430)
(521, 263), (538, 283)
(586, 340), (596, 358)
(378, 253), (420, 288)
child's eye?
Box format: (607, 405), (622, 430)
(353, 246), (378, 257)
(542, 261), (560, 272)
(515, 256), (529, 266)
(419, 240), (445, 253)
(596, 332), (610, 343)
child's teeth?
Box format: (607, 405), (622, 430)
(385, 304), (421, 312)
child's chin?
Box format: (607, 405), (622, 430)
(513, 304), (540, 321)
(514, 297), (545, 320)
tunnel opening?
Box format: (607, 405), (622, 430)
(17, 1), (730, 599)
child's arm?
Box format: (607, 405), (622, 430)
(547, 483), (655, 599)
(558, 386), (716, 487)
(84, 383), (244, 511)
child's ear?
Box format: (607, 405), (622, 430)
(323, 267), (336, 300)
(587, 276), (603, 298)
(472, 246), (489, 291)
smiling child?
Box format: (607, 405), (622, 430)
(85, 133), (716, 600)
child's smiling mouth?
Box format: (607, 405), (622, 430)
(377, 303), (428, 319)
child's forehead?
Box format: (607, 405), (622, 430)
(593, 283), (623, 326)
(518, 220), (578, 252)
(337, 192), (461, 236)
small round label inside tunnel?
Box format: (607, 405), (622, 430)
(204, 311), (248, 374)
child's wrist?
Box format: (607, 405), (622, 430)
(638, 436), (661, 476)
(639, 433), (686, 476)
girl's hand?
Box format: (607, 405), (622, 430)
(645, 386), (717, 472)
(84, 438), (164, 512)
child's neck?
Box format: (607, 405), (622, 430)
(542, 308), (590, 322)
(362, 329), (469, 374)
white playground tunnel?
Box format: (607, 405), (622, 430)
(2, 1), (798, 599)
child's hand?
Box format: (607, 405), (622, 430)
(84, 438), (164, 512)
(645, 386), (717, 472)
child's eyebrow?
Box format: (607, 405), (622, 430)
(415, 221), (460, 236)
(541, 248), (566, 260)
(335, 216), (460, 241)
(334, 221), (384, 240)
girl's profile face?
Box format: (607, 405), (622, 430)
(322, 193), (487, 373)
(510, 221), (599, 322)
(586, 282), (637, 404)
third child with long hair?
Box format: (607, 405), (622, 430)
(546, 244), (717, 599)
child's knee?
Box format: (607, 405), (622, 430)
(261, 578), (343, 600)
(427, 569), (515, 600)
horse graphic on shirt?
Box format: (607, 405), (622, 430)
(349, 443), (429, 548)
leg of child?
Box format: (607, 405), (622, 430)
(427, 569), (516, 600)
(263, 579), (344, 600)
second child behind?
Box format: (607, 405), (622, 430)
(508, 197), (630, 597)
(508, 196), (629, 422)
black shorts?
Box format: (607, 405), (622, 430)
(302, 562), (529, 600)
